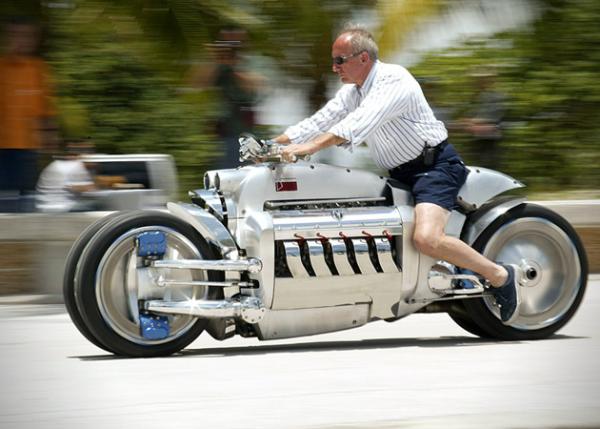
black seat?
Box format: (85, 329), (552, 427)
(386, 177), (411, 192)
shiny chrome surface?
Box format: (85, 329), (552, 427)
(427, 262), (485, 295)
(265, 196), (387, 209)
(373, 237), (400, 273)
(152, 257), (262, 273)
(463, 198), (526, 245)
(146, 296), (265, 324)
(272, 273), (402, 318)
(457, 167), (524, 210)
(256, 304), (370, 340)
(481, 217), (582, 329)
(283, 241), (309, 278)
(272, 206), (402, 240)
(351, 238), (378, 275)
(306, 240), (332, 276)
(167, 202), (238, 259)
(156, 279), (255, 288)
(330, 238), (355, 276)
(190, 189), (226, 220)
(228, 164), (389, 220)
(95, 226), (207, 345)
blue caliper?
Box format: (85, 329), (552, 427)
(137, 231), (170, 340)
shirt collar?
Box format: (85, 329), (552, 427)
(357, 60), (379, 95)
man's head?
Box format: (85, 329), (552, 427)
(332, 25), (378, 86)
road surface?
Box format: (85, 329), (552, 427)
(1, 276), (599, 429)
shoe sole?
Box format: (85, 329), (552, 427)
(502, 264), (522, 326)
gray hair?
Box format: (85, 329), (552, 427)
(338, 24), (379, 61)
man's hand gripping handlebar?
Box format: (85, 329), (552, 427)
(238, 133), (310, 163)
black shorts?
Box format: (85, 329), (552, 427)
(388, 142), (468, 211)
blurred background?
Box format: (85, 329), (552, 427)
(0, 0), (598, 202)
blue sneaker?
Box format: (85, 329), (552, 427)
(490, 264), (521, 324)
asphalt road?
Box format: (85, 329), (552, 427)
(1, 277), (599, 429)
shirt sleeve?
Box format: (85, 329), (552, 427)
(284, 85), (354, 144)
(328, 74), (412, 147)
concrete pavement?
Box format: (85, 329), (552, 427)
(0, 276), (598, 429)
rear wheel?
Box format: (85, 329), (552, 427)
(75, 211), (223, 357)
(448, 307), (491, 338)
(460, 204), (588, 340)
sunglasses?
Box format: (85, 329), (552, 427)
(332, 51), (363, 66)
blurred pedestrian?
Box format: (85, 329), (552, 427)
(459, 70), (506, 170)
(189, 28), (263, 169)
(36, 141), (97, 213)
(0, 17), (58, 211)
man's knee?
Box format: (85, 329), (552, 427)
(413, 229), (441, 256)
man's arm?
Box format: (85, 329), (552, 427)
(280, 85), (353, 145)
(272, 134), (291, 145)
(280, 132), (346, 162)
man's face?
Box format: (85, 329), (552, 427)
(331, 34), (368, 85)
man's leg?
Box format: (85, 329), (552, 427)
(412, 202), (508, 287)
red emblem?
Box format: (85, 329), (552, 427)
(275, 181), (298, 192)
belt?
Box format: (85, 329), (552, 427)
(391, 140), (448, 173)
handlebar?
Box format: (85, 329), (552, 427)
(238, 134), (311, 164)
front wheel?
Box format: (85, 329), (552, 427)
(74, 211), (223, 357)
(461, 204), (588, 340)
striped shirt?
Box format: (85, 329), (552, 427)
(284, 61), (448, 170)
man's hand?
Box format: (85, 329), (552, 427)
(280, 133), (346, 163)
(281, 143), (313, 163)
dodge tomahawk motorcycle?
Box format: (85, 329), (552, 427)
(64, 135), (588, 357)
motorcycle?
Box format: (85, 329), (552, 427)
(64, 135), (588, 357)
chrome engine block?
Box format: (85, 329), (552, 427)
(270, 205), (402, 278)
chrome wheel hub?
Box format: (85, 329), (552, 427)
(482, 217), (582, 330)
(95, 226), (207, 345)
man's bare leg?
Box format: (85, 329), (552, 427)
(412, 202), (508, 287)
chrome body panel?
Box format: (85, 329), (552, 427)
(282, 241), (308, 278)
(306, 239), (332, 276)
(268, 273), (401, 319)
(330, 238), (356, 275)
(457, 167), (524, 210)
(271, 206), (403, 240)
(255, 304), (370, 340)
(236, 210), (276, 307)
(167, 202), (238, 259)
(213, 163), (389, 215)
(462, 198), (527, 245)
(190, 189), (226, 221)
(373, 237), (400, 273)
(350, 238), (378, 275)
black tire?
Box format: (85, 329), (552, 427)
(75, 210), (224, 357)
(63, 211), (130, 352)
(461, 203), (588, 340)
(448, 305), (492, 338)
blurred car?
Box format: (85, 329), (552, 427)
(81, 153), (178, 211)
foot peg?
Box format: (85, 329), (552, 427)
(428, 262), (486, 295)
